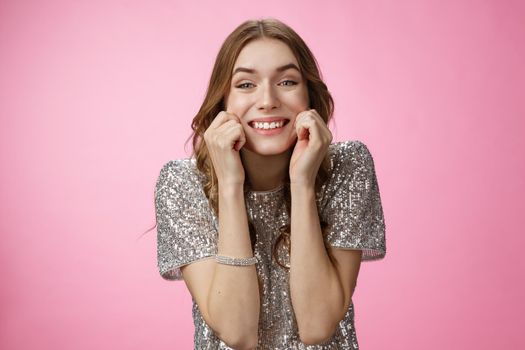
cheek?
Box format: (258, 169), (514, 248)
(287, 88), (310, 112)
(287, 88), (310, 110)
(226, 93), (251, 114)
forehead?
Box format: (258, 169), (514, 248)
(233, 38), (299, 71)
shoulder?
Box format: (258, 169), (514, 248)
(155, 158), (206, 195)
(327, 139), (375, 175)
(157, 157), (199, 178)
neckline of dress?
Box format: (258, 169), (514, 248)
(247, 183), (285, 195)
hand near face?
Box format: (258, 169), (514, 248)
(203, 111), (246, 187)
(289, 109), (333, 187)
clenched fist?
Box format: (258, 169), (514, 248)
(203, 111), (246, 187)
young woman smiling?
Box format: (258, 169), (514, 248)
(155, 18), (386, 349)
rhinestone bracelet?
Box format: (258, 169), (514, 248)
(215, 254), (257, 266)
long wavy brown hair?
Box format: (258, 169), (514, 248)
(188, 18), (336, 269)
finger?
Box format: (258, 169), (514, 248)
(300, 109), (332, 141)
(295, 114), (315, 140)
(303, 110), (325, 129)
(294, 109), (319, 129)
(206, 119), (242, 149)
(209, 111), (241, 130)
(294, 113), (304, 137)
(297, 118), (317, 142)
(306, 119), (324, 145)
(226, 123), (246, 151)
(234, 131), (246, 151)
(298, 116), (329, 147)
(213, 120), (242, 149)
(208, 111), (228, 130)
(222, 123), (246, 150)
(215, 119), (241, 134)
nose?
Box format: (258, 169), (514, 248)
(256, 81), (280, 111)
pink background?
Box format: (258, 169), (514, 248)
(1, 0), (524, 349)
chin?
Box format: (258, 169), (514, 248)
(243, 139), (295, 156)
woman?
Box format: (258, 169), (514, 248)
(155, 18), (386, 349)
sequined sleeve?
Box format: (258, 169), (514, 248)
(155, 160), (218, 280)
(322, 140), (386, 261)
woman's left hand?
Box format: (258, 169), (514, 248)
(289, 109), (332, 187)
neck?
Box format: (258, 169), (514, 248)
(240, 147), (292, 191)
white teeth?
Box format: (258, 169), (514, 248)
(253, 120), (285, 130)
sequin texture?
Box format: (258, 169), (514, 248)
(155, 140), (387, 349)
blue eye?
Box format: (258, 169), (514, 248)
(236, 82), (255, 89)
(235, 80), (298, 89)
(280, 80), (298, 86)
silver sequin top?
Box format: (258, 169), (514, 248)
(155, 140), (386, 349)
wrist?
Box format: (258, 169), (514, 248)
(218, 182), (245, 197)
(289, 181), (316, 194)
(289, 173), (316, 188)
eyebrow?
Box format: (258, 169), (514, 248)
(232, 63), (301, 76)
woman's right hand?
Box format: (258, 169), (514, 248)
(203, 111), (246, 187)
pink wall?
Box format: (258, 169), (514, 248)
(1, 0), (524, 349)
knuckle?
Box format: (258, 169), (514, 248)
(224, 111), (237, 120)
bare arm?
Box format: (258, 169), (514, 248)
(289, 183), (362, 345)
(209, 184), (260, 346)
(181, 183), (260, 349)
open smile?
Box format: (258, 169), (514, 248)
(248, 119), (290, 135)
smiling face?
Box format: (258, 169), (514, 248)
(224, 38), (310, 156)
